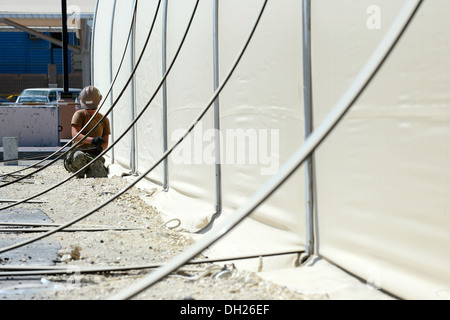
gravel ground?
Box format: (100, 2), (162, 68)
(0, 160), (318, 301)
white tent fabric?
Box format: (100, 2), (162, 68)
(93, 0), (450, 300)
(96, 0), (306, 268)
(311, 0), (450, 300)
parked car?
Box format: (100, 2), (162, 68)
(0, 95), (18, 104)
(15, 96), (50, 104)
(16, 88), (82, 105)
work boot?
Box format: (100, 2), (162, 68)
(85, 158), (109, 178)
(64, 150), (90, 178)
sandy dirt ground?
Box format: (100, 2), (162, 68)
(0, 160), (320, 301)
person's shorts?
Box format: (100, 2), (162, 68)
(64, 150), (108, 178)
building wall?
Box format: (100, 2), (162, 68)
(0, 31), (82, 98)
(0, 31), (76, 75)
(0, 73), (82, 98)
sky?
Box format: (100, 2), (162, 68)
(0, 0), (96, 16)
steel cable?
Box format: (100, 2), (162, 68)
(0, 147), (98, 165)
(0, 0), (143, 183)
(0, 0), (201, 253)
(0, 0), (162, 206)
(0, 250), (301, 277)
(109, 0), (423, 300)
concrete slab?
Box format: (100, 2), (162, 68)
(0, 208), (54, 223)
(0, 208), (59, 266)
(0, 208), (54, 225)
(0, 240), (60, 267)
(0, 208), (61, 300)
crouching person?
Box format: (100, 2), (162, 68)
(64, 86), (111, 178)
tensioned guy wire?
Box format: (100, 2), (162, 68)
(0, 1), (162, 206)
(0, 0), (142, 183)
(0, 0), (143, 183)
(0, 147), (98, 165)
(0, 0), (201, 253)
(0, 0), (288, 282)
(0, 0), (266, 259)
(109, 0), (423, 300)
(0, 1), (139, 181)
(0, 0), (187, 213)
(0, 250), (301, 277)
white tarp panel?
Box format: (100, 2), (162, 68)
(162, 0), (219, 229)
(93, 0), (450, 300)
(93, 0), (134, 170)
(92, 0), (114, 168)
(311, 0), (450, 300)
(109, 0), (134, 170)
(92, 0), (113, 100)
(206, 0), (305, 269)
(97, 0), (306, 269)
(134, 0), (164, 184)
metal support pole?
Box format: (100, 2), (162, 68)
(213, 0), (222, 214)
(194, 0), (222, 234)
(61, 0), (70, 95)
(129, 0), (137, 173)
(162, 0), (169, 190)
(80, 19), (92, 88)
(302, 0), (316, 257)
(90, 0), (99, 85)
(109, 0), (117, 163)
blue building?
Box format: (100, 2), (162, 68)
(0, 31), (76, 76)
(0, 6), (94, 98)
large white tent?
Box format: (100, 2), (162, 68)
(92, 0), (450, 300)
